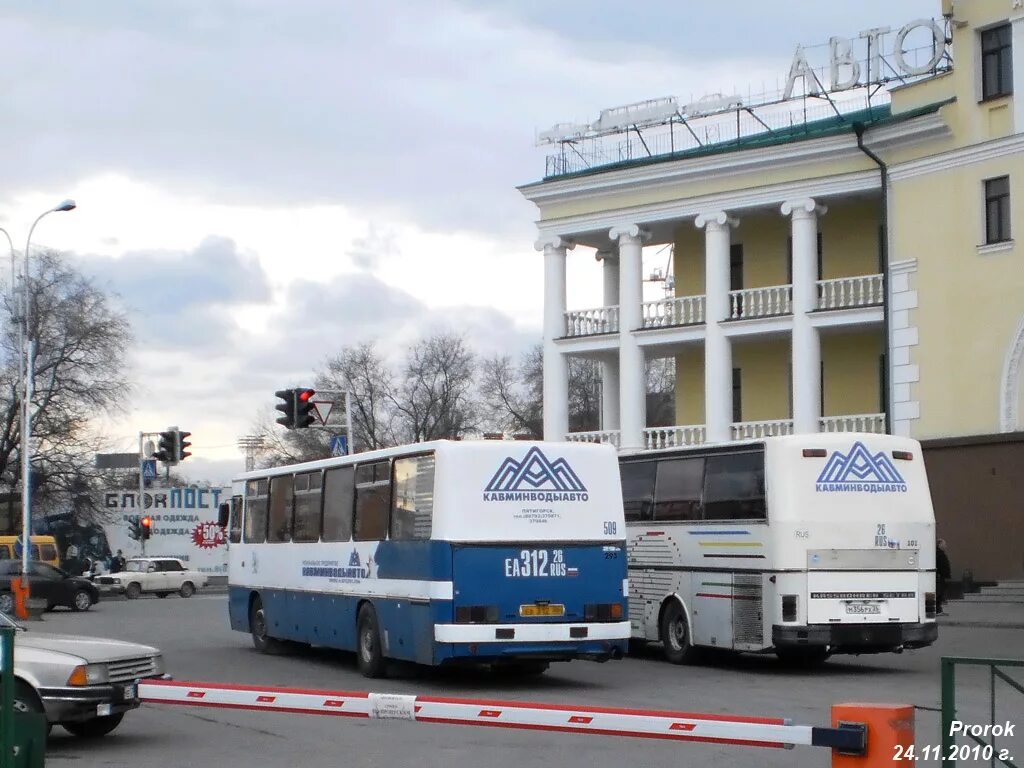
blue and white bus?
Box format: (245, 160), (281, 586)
(221, 440), (629, 677)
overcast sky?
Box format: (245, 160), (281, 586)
(0, 0), (935, 484)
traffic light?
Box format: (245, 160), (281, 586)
(140, 516), (153, 540)
(275, 388), (317, 429)
(176, 430), (192, 462)
(153, 430), (177, 463)
(295, 388), (316, 429)
(275, 389), (297, 429)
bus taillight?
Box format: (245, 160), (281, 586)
(892, 450), (914, 461)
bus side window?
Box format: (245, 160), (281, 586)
(322, 466), (355, 542)
(267, 475), (295, 543)
(654, 457), (705, 521)
(354, 460), (391, 541)
(620, 460), (657, 522)
(244, 479), (269, 543)
(293, 471), (323, 543)
(229, 495), (243, 544)
(390, 454), (435, 541)
(0, 545), (8, 559)
(704, 451), (766, 521)
(30, 544), (40, 560)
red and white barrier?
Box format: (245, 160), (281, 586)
(140, 679), (808, 749)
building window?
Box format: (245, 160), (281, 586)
(985, 176), (1011, 244)
(729, 243), (743, 291)
(981, 24), (1013, 101)
(732, 367), (742, 423)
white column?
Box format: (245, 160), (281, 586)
(610, 225), (649, 450)
(782, 198), (827, 434)
(695, 211), (737, 443)
(597, 250), (620, 430)
(1012, 14), (1024, 133)
(536, 235), (573, 441)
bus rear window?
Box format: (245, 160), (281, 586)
(704, 451), (766, 521)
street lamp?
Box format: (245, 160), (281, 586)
(19, 200), (76, 596)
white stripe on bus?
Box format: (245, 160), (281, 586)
(434, 621), (630, 643)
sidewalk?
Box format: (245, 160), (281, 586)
(938, 598), (1024, 629)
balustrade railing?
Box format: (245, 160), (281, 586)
(728, 285), (792, 320)
(641, 295), (706, 329)
(731, 419), (794, 440)
(817, 274), (884, 310)
(565, 430), (621, 448)
(564, 306), (619, 337)
(643, 425), (706, 449)
(819, 413), (886, 433)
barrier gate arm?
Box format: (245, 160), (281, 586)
(139, 679), (866, 755)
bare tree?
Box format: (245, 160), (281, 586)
(0, 249), (133, 525)
(391, 332), (478, 442)
(319, 342), (397, 452)
(479, 347), (543, 438)
(646, 357), (676, 428)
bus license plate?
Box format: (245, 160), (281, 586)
(845, 604), (881, 615)
(520, 604), (565, 617)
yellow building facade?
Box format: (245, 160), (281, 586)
(520, 0), (1024, 579)
(522, 0), (1024, 449)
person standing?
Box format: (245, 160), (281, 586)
(110, 549), (126, 574)
(936, 538), (952, 616)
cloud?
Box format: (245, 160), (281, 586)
(76, 236), (272, 351)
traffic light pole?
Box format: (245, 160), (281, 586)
(138, 431), (146, 556)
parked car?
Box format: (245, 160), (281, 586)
(0, 560), (99, 613)
(95, 557), (208, 599)
(1, 610), (166, 737)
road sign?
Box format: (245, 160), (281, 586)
(312, 400), (334, 425)
(330, 435), (348, 456)
(142, 459), (158, 481)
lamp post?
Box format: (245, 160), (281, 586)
(19, 200), (76, 595)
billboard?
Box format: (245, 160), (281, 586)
(100, 486), (229, 575)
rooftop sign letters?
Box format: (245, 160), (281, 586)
(785, 18), (948, 99)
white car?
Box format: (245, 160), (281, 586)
(3, 610), (167, 737)
(95, 557), (208, 599)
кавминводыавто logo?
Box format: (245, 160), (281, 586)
(815, 441), (907, 493)
(483, 447), (588, 502)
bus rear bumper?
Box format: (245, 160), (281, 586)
(435, 621), (630, 644)
(772, 621), (938, 653)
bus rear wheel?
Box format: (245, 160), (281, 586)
(660, 599), (699, 665)
(356, 604), (386, 678)
(250, 596), (287, 654)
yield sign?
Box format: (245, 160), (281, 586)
(311, 400), (334, 425)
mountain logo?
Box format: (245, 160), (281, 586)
(815, 442), (908, 493)
(483, 447), (589, 502)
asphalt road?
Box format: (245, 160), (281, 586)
(27, 594), (1024, 768)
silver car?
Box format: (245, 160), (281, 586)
(2, 611), (167, 737)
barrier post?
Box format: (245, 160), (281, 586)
(8, 579), (27, 622)
(831, 703), (914, 767)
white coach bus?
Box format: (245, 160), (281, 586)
(221, 440), (629, 677)
(621, 433), (938, 665)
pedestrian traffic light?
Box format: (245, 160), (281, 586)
(295, 388), (316, 429)
(176, 430), (192, 462)
(153, 429), (177, 463)
(275, 389), (297, 429)
(141, 516), (152, 540)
